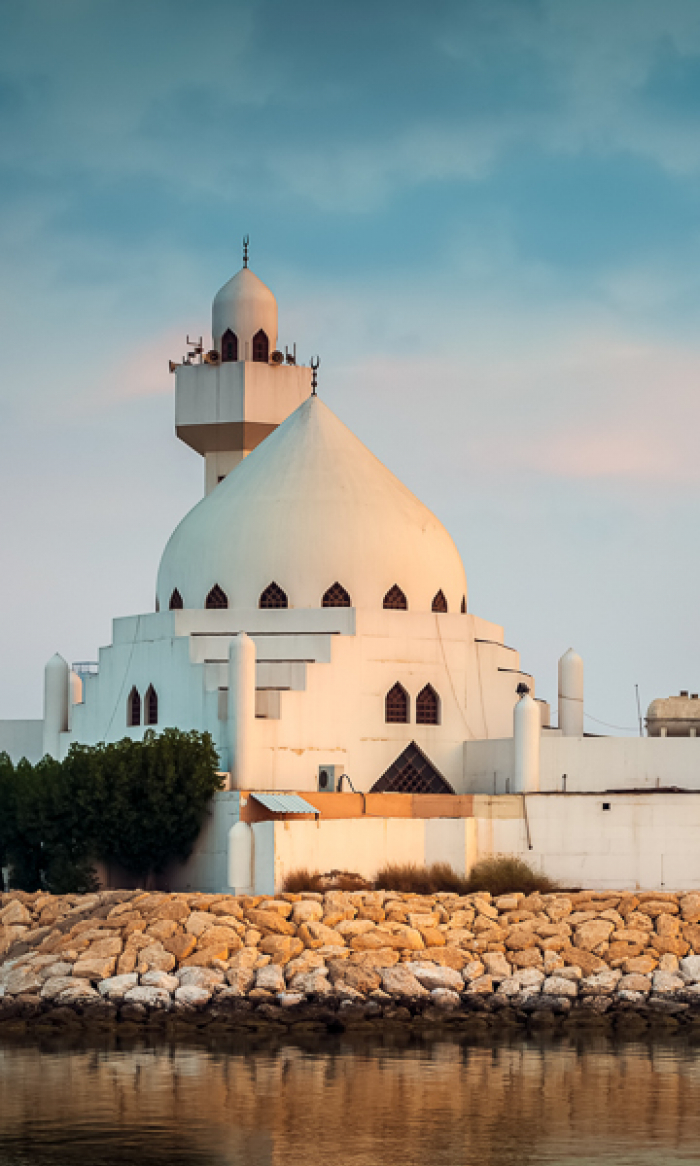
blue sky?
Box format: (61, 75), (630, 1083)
(2, 0), (700, 732)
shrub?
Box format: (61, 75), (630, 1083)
(373, 862), (470, 895)
(283, 869), (324, 893)
(464, 854), (558, 895)
(282, 868), (371, 893)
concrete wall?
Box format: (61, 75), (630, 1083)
(160, 791), (241, 894)
(0, 720), (44, 765)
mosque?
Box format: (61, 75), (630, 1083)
(3, 248), (700, 892)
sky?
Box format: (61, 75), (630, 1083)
(2, 0), (700, 733)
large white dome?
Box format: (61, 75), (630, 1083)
(157, 396), (467, 613)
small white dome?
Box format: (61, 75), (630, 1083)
(157, 396), (467, 613)
(212, 266), (278, 355)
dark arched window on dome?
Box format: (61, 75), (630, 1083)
(383, 585), (408, 611)
(169, 588), (183, 611)
(221, 329), (238, 363)
(155, 596), (160, 613)
(385, 683), (409, 724)
(127, 686), (141, 727)
(322, 582), (351, 608)
(431, 590), (448, 614)
(206, 584), (228, 609)
(461, 596), (467, 614)
(416, 684), (440, 726)
(252, 329), (269, 363)
(260, 582), (288, 609)
(145, 684), (158, 726)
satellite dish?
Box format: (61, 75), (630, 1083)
(270, 349), (284, 365)
(203, 350), (220, 365)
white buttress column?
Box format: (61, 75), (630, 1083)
(558, 648), (584, 736)
(228, 632), (256, 787)
(228, 820), (254, 893)
(43, 653), (70, 759)
(513, 693), (540, 793)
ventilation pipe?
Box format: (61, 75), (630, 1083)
(43, 653), (70, 759)
(228, 820), (254, 893)
(513, 693), (540, 793)
(228, 632), (256, 787)
(558, 648), (584, 737)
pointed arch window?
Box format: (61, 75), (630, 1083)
(260, 581), (288, 609)
(169, 588), (183, 611)
(385, 683), (409, 724)
(461, 596), (467, 614)
(127, 687), (141, 727)
(155, 597), (160, 613)
(416, 684), (440, 726)
(145, 685), (158, 726)
(206, 584), (228, 609)
(252, 329), (269, 363)
(221, 329), (238, 363)
(431, 590), (448, 614)
(383, 585), (407, 611)
(322, 582), (351, 608)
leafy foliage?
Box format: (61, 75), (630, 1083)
(2, 731), (223, 893)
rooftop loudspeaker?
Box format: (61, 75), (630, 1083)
(204, 350), (220, 364)
(270, 349), (284, 365)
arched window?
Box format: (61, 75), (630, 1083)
(431, 590), (448, 614)
(127, 686), (141, 727)
(206, 584), (228, 609)
(416, 684), (440, 726)
(461, 596), (467, 614)
(260, 581), (288, 609)
(383, 585), (407, 611)
(385, 683), (409, 724)
(322, 582), (351, 607)
(145, 684), (158, 726)
(221, 329), (238, 363)
(169, 588), (183, 611)
(252, 329), (269, 363)
(155, 596), (160, 613)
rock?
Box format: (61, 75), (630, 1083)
(245, 908), (296, 936)
(680, 954), (700, 982)
(682, 923), (700, 948)
(640, 898), (679, 916)
(225, 968), (255, 995)
(516, 967), (545, 988)
(0, 925), (29, 954)
(174, 985), (211, 1009)
(38, 961), (73, 981)
(573, 920), (614, 951)
(277, 992), (305, 1008)
(55, 981), (101, 1005)
(334, 965), (381, 994)
(141, 970), (179, 993)
(2, 966), (44, 996)
(652, 970), (685, 995)
(612, 928), (650, 945)
(228, 947), (260, 970)
(163, 934), (197, 962)
(494, 895), (521, 911)
(285, 952), (327, 979)
(545, 898), (573, 922)
(650, 935), (689, 957)
(335, 919), (375, 938)
(542, 976), (578, 998)
(84, 936), (123, 958)
(194, 925), (242, 952)
(617, 974), (651, 993)
(184, 911), (217, 936)
(155, 899), (191, 922)
(288, 971), (332, 995)
(617, 989), (647, 1003)
(580, 970), (621, 996)
(255, 965), (286, 993)
(431, 988), (461, 1010)
(72, 955), (117, 982)
(177, 967), (224, 990)
(146, 919), (179, 942)
(98, 973), (139, 1000)
(258, 936), (304, 964)
(380, 966), (429, 997)
(291, 900), (324, 926)
(124, 985), (172, 1010)
(377, 925), (425, 951)
(347, 949), (399, 969)
(504, 928), (538, 951)
(656, 913), (682, 938)
(403, 962), (464, 992)
(622, 955), (657, 975)
(136, 944), (176, 974)
(510, 948), (544, 969)
(543, 951), (564, 974)
(179, 945), (229, 968)
(560, 946), (607, 975)
(297, 921), (345, 949)
(464, 975), (493, 995)
(658, 953), (680, 972)
(415, 946), (470, 971)
(0, 900), (33, 926)
(681, 893), (700, 923)
(462, 960), (485, 982)
(498, 977), (524, 998)
(481, 952), (511, 980)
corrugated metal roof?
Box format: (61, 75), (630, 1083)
(251, 793), (318, 815)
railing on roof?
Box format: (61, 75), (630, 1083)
(72, 661), (99, 676)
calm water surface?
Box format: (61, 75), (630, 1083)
(1, 1032), (700, 1165)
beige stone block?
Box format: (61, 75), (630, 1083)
(163, 933), (197, 962)
(0, 900), (33, 927)
(258, 935), (304, 965)
(510, 948), (544, 969)
(137, 944), (176, 974)
(573, 920), (614, 951)
(146, 919), (179, 942)
(680, 893), (700, 924)
(622, 955), (658, 975)
(246, 908), (296, 936)
(505, 929), (539, 951)
(656, 913), (682, 938)
(291, 900), (324, 926)
(72, 954), (118, 981)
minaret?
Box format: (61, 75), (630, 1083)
(173, 240), (313, 494)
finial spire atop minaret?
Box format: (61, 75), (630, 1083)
(311, 356), (320, 396)
(243, 234), (250, 269)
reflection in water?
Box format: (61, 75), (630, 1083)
(1, 1033), (700, 1165)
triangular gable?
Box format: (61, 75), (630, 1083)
(371, 741), (455, 795)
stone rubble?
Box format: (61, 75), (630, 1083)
(5, 887), (700, 1032)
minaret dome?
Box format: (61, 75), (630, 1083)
(212, 266), (278, 363)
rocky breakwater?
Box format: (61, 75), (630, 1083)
(4, 887), (700, 1035)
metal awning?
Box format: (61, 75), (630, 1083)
(250, 793), (319, 815)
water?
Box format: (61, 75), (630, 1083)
(2, 1032), (700, 1165)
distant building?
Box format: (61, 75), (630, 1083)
(646, 692), (700, 737)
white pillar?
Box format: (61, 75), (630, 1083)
(67, 670), (83, 731)
(513, 694), (540, 793)
(228, 820), (254, 893)
(558, 648), (584, 737)
(43, 653), (70, 759)
(228, 632), (256, 788)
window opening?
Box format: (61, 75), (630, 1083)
(416, 684), (440, 725)
(322, 582), (351, 607)
(461, 596), (467, 614)
(431, 590), (448, 614)
(385, 683), (409, 724)
(252, 329), (269, 363)
(127, 686), (141, 727)
(383, 585), (407, 611)
(221, 329), (238, 363)
(260, 581), (288, 609)
(169, 588), (183, 611)
(371, 741), (454, 794)
(206, 584), (228, 609)
(145, 685), (158, 726)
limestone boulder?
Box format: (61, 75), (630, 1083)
(137, 944), (176, 974)
(38, 961), (73, 982)
(85, 937), (123, 959)
(72, 955), (117, 982)
(681, 923), (700, 950)
(412, 946), (470, 971)
(652, 970), (685, 995)
(185, 911), (217, 937)
(580, 970), (621, 996)
(418, 927), (446, 948)
(174, 985), (211, 1009)
(494, 895), (522, 912)
(0, 900), (33, 927)
(560, 946), (607, 975)
(510, 948), (544, 969)
(542, 976), (578, 998)
(347, 949), (399, 969)
(505, 928), (539, 951)
(464, 975), (493, 995)
(155, 899), (191, 923)
(573, 920), (614, 951)
(277, 991), (305, 1008)
(178, 967), (224, 990)
(612, 928), (650, 946)
(228, 947), (260, 971)
(225, 967), (255, 995)
(288, 970), (332, 995)
(291, 900), (324, 926)
(622, 955), (657, 974)
(380, 966), (429, 997)
(545, 899), (573, 922)
(334, 920), (375, 939)
(245, 908), (296, 936)
(656, 913), (682, 938)
(617, 973), (651, 993)
(141, 971), (179, 993)
(163, 934), (197, 962)
(482, 952), (511, 980)
(146, 919), (179, 942)
(123, 985), (172, 1010)
(258, 935), (304, 964)
(403, 962), (463, 992)
(55, 981), (101, 1005)
(98, 973), (139, 1001)
(334, 965), (381, 995)
(680, 893), (700, 923)
(255, 965), (286, 993)
(3, 965), (44, 996)
(650, 935), (689, 958)
(680, 954), (700, 982)
(259, 899), (294, 917)
(298, 922), (345, 949)
(462, 960), (485, 982)
(209, 899), (244, 920)
(430, 988), (461, 1010)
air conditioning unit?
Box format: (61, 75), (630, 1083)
(318, 764), (339, 792)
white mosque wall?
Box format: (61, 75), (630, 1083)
(0, 720), (44, 765)
(464, 733), (700, 794)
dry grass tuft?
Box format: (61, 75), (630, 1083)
(464, 855), (558, 895)
(374, 862), (470, 895)
(282, 868), (371, 893)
